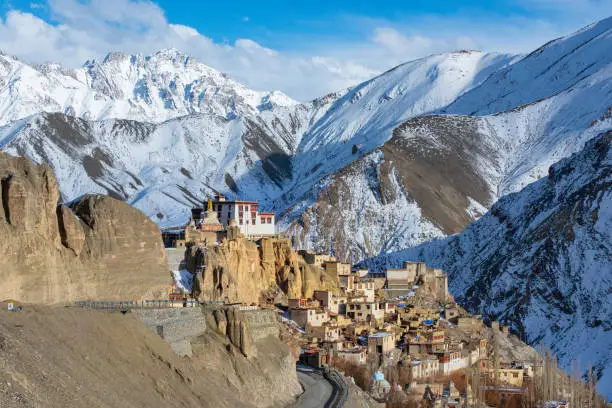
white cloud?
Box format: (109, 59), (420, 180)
(0, 0), (610, 101)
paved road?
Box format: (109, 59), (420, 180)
(292, 369), (334, 408)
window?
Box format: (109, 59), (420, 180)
(252, 219), (256, 225)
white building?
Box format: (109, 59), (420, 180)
(409, 358), (440, 379)
(289, 308), (330, 328)
(210, 194), (275, 236)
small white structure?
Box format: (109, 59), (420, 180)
(289, 308), (330, 328)
(7, 300), (14, 311)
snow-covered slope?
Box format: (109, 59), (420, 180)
(0, 49), (297, 126)
(0, 110), (317, 227)
(279, 51), (515, 210)
(361, 131), (612, 398)
(445, 16), (612, 116)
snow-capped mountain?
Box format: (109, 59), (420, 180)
(361, 131), (612, 398)
(291, 54), (612, 261)
(287, 16), (612, 261)
(0, 17), (611, 257)
(0, 48), (297, 126)
(0, 48), (518, 227)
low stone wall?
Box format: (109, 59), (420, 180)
(135, 308), (207, 356)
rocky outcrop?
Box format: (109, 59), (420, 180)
(185, 237), (338, 304)
(0, 152), (170, 304)
(193, 306), (301, 407)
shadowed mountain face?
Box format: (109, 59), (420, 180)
(289, 114), (501, 261)
(361, 132), (612, 398)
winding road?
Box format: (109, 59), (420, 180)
(292, 367), (334, 408)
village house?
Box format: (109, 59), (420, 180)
(338, 274), (356, 292)
(300, 349), (328, 369)
(288, 298), (320, 309)
(386, 262), (449, 301)
(312, 290), (332, 309)
(350, 279), (376, 302)
(330, 314), (353, 328)
(335, 345), (368, 365)
(511, 361), (542, 378)
(398, 305), (440, 328)
(436, 350), (470, 375)
(346, 300), (384, 325)
(289, 307), (329, 328)
(406, 330), (445, 355)
(312, 290), (348, 315)
(324, 261), (351, 277)
(345, 323), (371, 338)
(366, 272), (387, 290)
(351, 269), (369, 278)
(299, 250), (336, 268)
(306, 322), (341, 342)
(485, 367), (525, 387)
(380, 301), (396, 316)
(409, 357), (440, 379)
(368, 332), (396, 355)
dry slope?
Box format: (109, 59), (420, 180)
(0, 304), (300, 408)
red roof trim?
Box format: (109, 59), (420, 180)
(213, 200), (259, 205)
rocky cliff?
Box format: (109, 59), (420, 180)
(184, 237), (338, 304)
(196, 306), (302, 407)
(0, 152), (170, 304)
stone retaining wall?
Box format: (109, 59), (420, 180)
(135, 308), (207, 356)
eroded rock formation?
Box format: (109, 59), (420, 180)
(185, 237), (338, 304)
(0, 152), (169, 303)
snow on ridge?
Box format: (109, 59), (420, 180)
(0, 48), (298, 127)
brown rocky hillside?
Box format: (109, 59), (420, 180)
(0, 152), (170, 304)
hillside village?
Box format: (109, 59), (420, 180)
(163, 196), (600, 408)
(1, 8), (611, 408)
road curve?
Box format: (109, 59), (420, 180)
(292, 368), (334, 408)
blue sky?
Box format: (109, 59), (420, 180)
(1, 0), (611, 99)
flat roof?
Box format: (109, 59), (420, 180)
(213, 200), (259, 205)
(369, 332), (391, 338)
